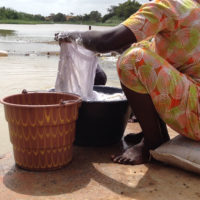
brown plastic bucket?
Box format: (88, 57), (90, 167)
(1, 91), (82, 171)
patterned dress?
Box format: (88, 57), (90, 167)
(117, 0), (200, 141)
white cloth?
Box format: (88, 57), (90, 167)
(55, 43), (98, 100)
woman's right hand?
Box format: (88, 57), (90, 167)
(54, 32), (73, 45)
(54, 31), (83, 45)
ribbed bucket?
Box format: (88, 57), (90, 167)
(1, 91), (82, 171)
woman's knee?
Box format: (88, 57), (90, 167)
(117, 46), (154, 93)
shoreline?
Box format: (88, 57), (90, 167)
(6, 51), (119, 57)
(0, 20), (118, 26)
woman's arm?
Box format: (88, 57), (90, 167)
(57, 24), (137, 53)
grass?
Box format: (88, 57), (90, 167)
(64, 20), (118, 26)
(0, 19), (54, 24)
(0, 19), (121, 26)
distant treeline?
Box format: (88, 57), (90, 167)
(0, 7), (45, 21)
(0, 0), (141, 25)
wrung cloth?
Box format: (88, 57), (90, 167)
(55, 43), (98, 101)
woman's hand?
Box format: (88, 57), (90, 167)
(54, 31), (82, 46)
(54, 32), (72, 45)
(54, 33), (63, 45)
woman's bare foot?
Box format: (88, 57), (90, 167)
(111, 139), (149, 165)
(124, 132), (144, 144)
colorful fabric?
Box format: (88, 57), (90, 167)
(118, 0), (200, 141)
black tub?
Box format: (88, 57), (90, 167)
(74, 86), (131, 146)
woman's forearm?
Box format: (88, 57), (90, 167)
(81, 25), (137, 53)
(58, 24), (137, 53)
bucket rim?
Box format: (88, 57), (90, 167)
(0, 92), (82, 108)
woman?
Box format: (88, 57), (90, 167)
(56, 0), (200, 165)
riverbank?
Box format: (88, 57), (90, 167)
(0, 19), (53, 24)
(0, 19), (119, 26)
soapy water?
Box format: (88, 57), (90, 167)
(49, 88), (126, 101)
(93, 91), (126, 102)
(55, 33), (126, 102)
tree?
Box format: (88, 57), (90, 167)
(0, 6), (46, 21)
(102, 13), (114, 23)
(82, 14), (90, 21)
(53, 13), (66, 22)
(107, 6), (118, 15)
(0, 0), (141, 24)
(103, 0), (141, 22)
(89, 11), (101, 22)
(115, 0), (141, 19)
(34, 14), (45, 21)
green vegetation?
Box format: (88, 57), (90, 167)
(102, 0), (141, 23)
(0, 19), (53, 24)
(0, 0), (141, 25)
(0, 7), (45, 21)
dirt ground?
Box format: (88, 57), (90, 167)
(0, 123), (200, 200)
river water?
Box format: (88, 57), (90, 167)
(0, 24), (121, 155)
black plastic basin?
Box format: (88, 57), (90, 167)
(74, 86), (131, 146)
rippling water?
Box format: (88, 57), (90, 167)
(0, 24), (121, 154)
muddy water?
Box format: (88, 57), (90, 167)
(0, 24), (121, 155)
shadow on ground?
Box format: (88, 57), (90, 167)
(1, 140), (200, 200)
